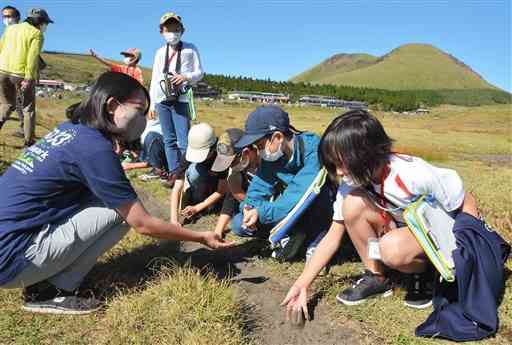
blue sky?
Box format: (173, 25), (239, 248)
(5, 0), (511, 91)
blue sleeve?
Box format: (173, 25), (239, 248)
(241, 168), (275, 210)
(243, 134), (321, 225)
(77, 149), (138, 209)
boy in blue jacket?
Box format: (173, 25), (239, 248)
(231, 105), (332, 261)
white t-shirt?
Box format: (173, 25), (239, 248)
(332, 154), (465, 223)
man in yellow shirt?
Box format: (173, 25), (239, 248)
(0, 8), (53, 146)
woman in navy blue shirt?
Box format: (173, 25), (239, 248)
(0, 72), (231, 315)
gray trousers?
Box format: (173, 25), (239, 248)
(1, 203), (130, 291)
(0, 72), (36, 143)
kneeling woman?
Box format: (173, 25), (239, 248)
(0, 72), (230, 315)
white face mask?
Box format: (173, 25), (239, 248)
(39, 23), (48, 33)
(3, 17), (16, 26)
(114, 103), (147, 142)
(261, 137), (284, 162)
(163, 32), (181, 45)
(123, 57), (133, 65)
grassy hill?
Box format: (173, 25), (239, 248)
(40, 50), (510, 109)
(291, 44), (499, 90)
(40, 52), (152, 87)
(292, 53), (378, 84)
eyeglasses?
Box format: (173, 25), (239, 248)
(115, 99), (147, 113)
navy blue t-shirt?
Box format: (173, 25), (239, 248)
(0, 122), (138, 285)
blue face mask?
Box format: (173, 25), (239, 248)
(261, 137), (284, 162)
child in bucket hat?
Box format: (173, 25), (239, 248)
(169, 123), (229, 225)
(212, 129), (260, 238)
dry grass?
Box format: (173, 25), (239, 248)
(0, 100), (510, 344)
(93, 265), (249, 345)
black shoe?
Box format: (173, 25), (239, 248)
(336, 270), (393, 305)
(160, 172), (177, 189)
(403, 270), (434, 309)
(271, 230), (306, 262)
(22, 282), (102, 315)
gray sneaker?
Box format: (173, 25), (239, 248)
(22, 282), (102, 315)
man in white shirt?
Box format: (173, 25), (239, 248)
(149, 12), (204, 186)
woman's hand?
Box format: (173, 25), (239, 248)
(281, 285), (310, 323)
(200, 231), (234, 250)
(148, 110), (157, 120)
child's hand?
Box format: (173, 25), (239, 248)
(281, 285), (310, 324)
(181, 205), (199, 219)
(170, 74), (187, 86)
(242, 206), (258, 230)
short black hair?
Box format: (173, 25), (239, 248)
(67, 72), (150, 141)
(319, 110), (393, 186)
(2, 6), (20, 19)
(159, 19), (184, 33)
(25, 16), (45, 27)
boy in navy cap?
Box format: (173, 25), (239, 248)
(232, 105), (333, 261)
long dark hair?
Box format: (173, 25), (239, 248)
(67, 72), (150, 141)
(319, 110), (393, 186)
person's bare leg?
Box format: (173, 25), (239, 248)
(462, 192), (479, 218)
(379, 228), (427, 273)
(343, 191), (390, 276)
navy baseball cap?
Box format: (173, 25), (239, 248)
(235, 105), (290, 149)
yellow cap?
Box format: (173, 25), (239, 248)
(160, 12), (183, 28)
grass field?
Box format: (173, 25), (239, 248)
(0, 99), (510, 344)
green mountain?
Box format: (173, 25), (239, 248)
(40, 52), (152, 86)
(291, 44), (498, 90)
(292, 53), (379, 84)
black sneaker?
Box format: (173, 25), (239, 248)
(403, 271), (433, 309)
(22, 282), (102, 315)
(336, 270), (393, 305)
(271, 230), (306, 262)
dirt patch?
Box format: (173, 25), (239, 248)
(136, 186), (365, 345)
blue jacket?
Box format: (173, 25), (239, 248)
(242, 132), (321, 225)
(416, 213), (510, 341)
